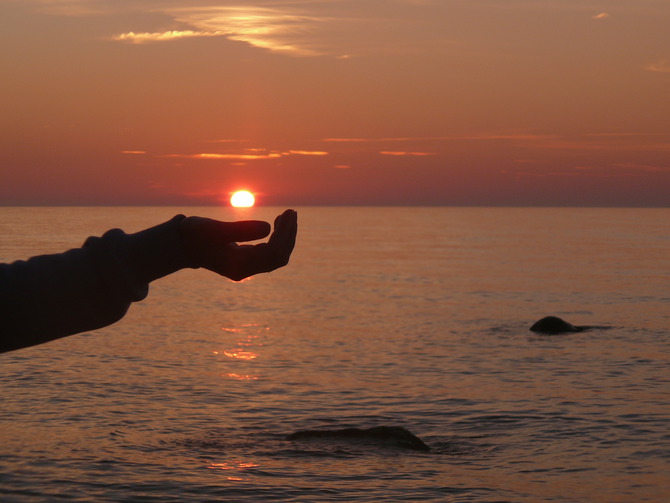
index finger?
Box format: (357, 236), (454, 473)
(184, 217), (271, 245)
(268, 209), (298, 261)
(221, 220), (273, 243)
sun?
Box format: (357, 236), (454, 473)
(230, 190), (256, 208)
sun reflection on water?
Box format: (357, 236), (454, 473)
(223, 350), (258, 360)
(207, 461), (259, 481)
(223, 373), (259, 380)
(215, 323), (270, 377)
(207, 461), (259, 470)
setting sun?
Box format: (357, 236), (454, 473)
(230, 190), (255, 208)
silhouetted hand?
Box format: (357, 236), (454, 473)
(179, 209), (297, 281)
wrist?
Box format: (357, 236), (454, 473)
(124, 214), (194, 284)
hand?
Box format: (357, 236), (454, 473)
(179, 209), (297, 281)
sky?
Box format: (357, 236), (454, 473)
(1, 0), (669, 206)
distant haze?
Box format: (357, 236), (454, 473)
(1, 1), (668, 206)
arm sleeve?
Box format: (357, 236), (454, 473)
(0, 215), (194, 353)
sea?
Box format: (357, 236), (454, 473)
(0, 206), (668, 502)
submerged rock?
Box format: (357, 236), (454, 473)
(530, 316), (583, 334)
(530, 316), (613, 334)
(286, 426), (431, 452)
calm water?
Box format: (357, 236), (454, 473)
(1, 207), (668, 502)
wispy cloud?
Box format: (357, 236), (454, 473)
(287, 150), (328, 156)
(461, 134), (558, 142)
(585, 132), (659, 137)
(161, 148), (329, 160)
(114, 30), (223, 44)
(162, 152), (280, 160)
(645, 59), (670, 73)
(529, 137), (670, 152)
(73, 1), (457, 57)
(322, 138), (371, 143)
(112, 6), (328, 55)
(321, 132), (670, 155)
(165, 6), (327, 56)
(322, 137), (441, 143)
(379, 151), (434, 156)
(322, 133), (557, 143)
(23, 0), (457, 58)
(121, 150), (146, 154)
(506, 163), (667, 179)
(612, 162), (668, 172)
(592, 12), (610, 20)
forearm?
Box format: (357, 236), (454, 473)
(0, 215), (192, 353)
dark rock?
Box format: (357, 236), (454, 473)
(530, 316), (614, 334)
(530, 316), (583, 334)
(286, 426), (431, 452)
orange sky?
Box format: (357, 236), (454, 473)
(1, 0), (668, 206)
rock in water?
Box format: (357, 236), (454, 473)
(286, 426), (431, 452)
(530, 316), (614, 334)
(530, 316), (583, 334)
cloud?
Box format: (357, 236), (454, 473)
(508, 166), (641, 179)
(321, 138), (371, 142)
(114, 30), (222, 44)
(321, 133), (557, 143)
(160, 148), (329, 160)
(612, 163), (668, 172)
(530, 136), (670, 152)
(645, 59), (670, 73)
(323, 137), (443, 143)
(109, 5), (347, 56)
(86, 1), (458, 57)
(165, 6), (328, 56)
(592, 12), (609, 20)
(470, 134), (557, 141)
(121, 150), (146, 154)
(163, 152), (281, 160)
(585, 132), (656, 137)
(24, 1), (458, 58)
(509, 170), (583, 179)
(287, 150), (329, 156)
(320, 132), (670, 156)
(379, 151), (434, 156)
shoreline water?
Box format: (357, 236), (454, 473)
(1, 207), (668, 502)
